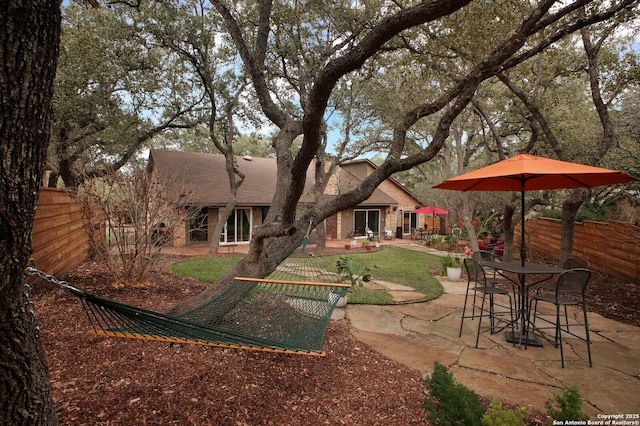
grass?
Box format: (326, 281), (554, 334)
(170, 256), (243, 283)
(169, 246), (444, 305)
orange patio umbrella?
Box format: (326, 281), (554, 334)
(433, 153), (639, 265)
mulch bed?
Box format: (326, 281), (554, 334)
(31, 248), (638, 424)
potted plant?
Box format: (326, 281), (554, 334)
(425, 235), (437, 246)
(334, 256), (372, 307)
(346, 230), (358, 248)
(373, 237), (381, 248)
(440, 255), (462, 281)
(361, 238), (371, 250)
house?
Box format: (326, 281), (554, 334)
(148, 150), (424, 247)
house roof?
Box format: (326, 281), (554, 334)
(149, 149), (316, 206)
(149, 149), (416, 207)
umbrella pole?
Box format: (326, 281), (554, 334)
(520, 190), (526, 266)
(432, 205), (435, 233)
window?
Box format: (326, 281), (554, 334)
(189, 208), (208, 242)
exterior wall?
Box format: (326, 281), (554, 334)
(339, 209), (353, 240)
(344, 161), (369, 180)
(172, 217), (188, 247)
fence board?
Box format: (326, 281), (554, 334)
(31, 188), (91, 276)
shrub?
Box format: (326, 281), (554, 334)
(423, 362), (486, 425)
(335, 256), (371, 288)
(481, 398), (529, 426)
(544, 386), (589, 423)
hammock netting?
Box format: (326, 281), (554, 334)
(74, 252), (349, 356)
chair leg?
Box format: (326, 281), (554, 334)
(582, 303), (593, 367)
(525, 298), (537, 351)
(471, 286), (478, 319)
(459, 283), (472, 338)
(475, 291), (487, 348)
(555, 303), (565, 368)
(509, 294), (515, 347)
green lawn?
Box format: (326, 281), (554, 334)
(170, 246), (443, 305)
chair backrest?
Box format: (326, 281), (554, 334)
(464, 257), (486, 286)
(563, 257), (590, 269)
(556, 268), (591, 296)
(473, 250), (498, 262)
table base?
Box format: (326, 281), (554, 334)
(506, 331), (543, 347)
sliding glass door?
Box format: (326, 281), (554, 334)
(403, 211), (417, 235)
(354, 209), (380, 237)
(220, 208), (252, 244)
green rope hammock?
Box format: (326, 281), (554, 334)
(26, 248), (350, 356)
(79, 277), (349, 356)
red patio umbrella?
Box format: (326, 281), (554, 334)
(412, 205), (449, 215)
(433, 153), (638, 265)
(412, 205), (449, 232)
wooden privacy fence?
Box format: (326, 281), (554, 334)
(519, 217), (640, 282)
(31, 188), (91, 277)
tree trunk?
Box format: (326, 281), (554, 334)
(315, 221), (327, 250)
(461, 193), (478, 251)
(502, 204), (516, 262)
(0, 1), (61, 424)
(559, 190), (588, 266)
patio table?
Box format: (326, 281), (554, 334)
(481, 261), (565, 346)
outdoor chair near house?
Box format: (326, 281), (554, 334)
(421, 224), (429, 238)
(365, 227), (377, 239)
(410, 228), (418, 240)
(383, 227), (395, 240)
(526, 268), (593, 368)
(459, 257), (515, 348)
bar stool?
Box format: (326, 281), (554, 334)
(533, 257), (590, 331)
(473, 250), (520, 302)
(459, 258), (515, 348)
(527, 268), (592, 368)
